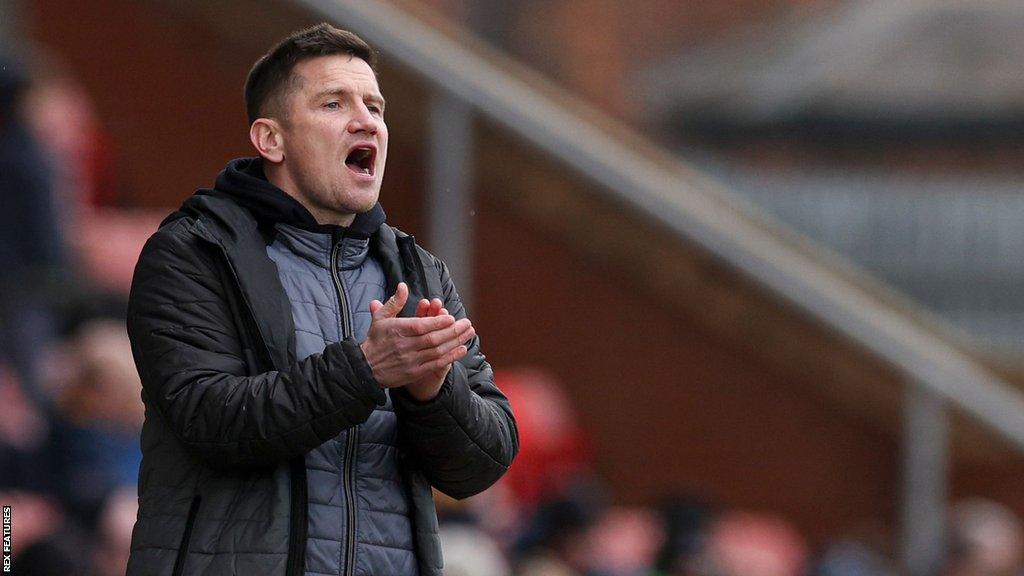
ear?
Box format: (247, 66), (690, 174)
(249, 118), (285, 163)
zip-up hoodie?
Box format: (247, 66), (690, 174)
(126, 158), (518, 576)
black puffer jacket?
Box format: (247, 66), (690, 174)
(125, 160), (518, 576)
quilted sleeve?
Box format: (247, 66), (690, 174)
(392, 255), (519, 499)
(127, 221), (385, 470)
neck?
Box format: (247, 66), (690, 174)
(264, 161), (355, 227)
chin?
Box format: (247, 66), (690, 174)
(332, 187), (379, 214)
(354, 197), (379, 213)
(357, 190), (381, 212)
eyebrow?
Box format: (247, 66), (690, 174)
(313, 88), (386, 108)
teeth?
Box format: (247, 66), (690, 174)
(345, 147), (374, 175)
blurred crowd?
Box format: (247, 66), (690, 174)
(433, 372), (1024, 576)
(1, 48), (142, 576)
(2, 51), (1024, 576)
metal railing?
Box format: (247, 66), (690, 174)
(294, 1), (1024, 573)
(726, 170), (1024, 352)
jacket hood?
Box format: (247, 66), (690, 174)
(194, 157), (385, 239)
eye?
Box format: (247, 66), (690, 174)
(325, 101), (340, 110)
(368, 104), (382, 115)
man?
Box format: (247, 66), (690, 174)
(0, 55), (65, 408)
(125, 24), (518, 576)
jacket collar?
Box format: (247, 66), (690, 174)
(203, 157), (386, 239)
(371, 226), (441, 318)
(182, 193), (297, 370)
(170, 189), (436, 370)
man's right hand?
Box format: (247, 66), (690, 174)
(360, 282), (475, 389)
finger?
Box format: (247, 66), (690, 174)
(374, 282), (409, 320)
(425, 326), (475, 357)
(412, 345), (465, 380)
(414, 320), (474, 352)
(415, 299), (431, 318)
(395, 314), (457, 336)
(428, 298), (444, 317)
(429, 345), (467, 372)
(369, 299), (383, 315)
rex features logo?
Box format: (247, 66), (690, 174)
(2, 505), (10, 573)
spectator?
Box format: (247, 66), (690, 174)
(0, 490), (64, 563)
(651, 498), (716, 576)
(47, 318), (142, 527)
(9, 518), (91, 576)
(700, 511), (809, 576)
(514, 477), (608, 576)
(24, 54), (119, 212)
(92, 486), (138, 576)
(812, 521), (896, 576)
(497, 369), (592, 512)
(946, 498), (1024, 576)
(0, 363), (52, 492)
(587, 506), (663, 576)
(814, 540), (895, 576)
(434, 489), (512, 576)
(0, 54), (66, 403)
(439, 522), (511, 576)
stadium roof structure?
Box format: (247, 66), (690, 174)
(641, 0), (1024, 128)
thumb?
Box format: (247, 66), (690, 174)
(373, 282), (408, 320)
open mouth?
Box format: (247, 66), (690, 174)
(345, 146), (376, 176)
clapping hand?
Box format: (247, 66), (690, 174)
(360, 283), (475, 401)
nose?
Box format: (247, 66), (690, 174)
(347, 104), (378, 135)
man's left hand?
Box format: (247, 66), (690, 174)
(404, 298), (465, 401)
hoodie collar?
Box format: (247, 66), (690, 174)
(197, 157), (385, 239)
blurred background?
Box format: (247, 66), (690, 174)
(3, 0), (1024, 575)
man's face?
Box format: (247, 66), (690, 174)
(276, 55), (388, 223)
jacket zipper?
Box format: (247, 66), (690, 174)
(171, 495), (201, 576)
(330, 239), (353, 344)
(343, 425), (359, 576)
(331, 239), (359, 576)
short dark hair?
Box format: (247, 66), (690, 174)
(244, 23), (377, 124)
